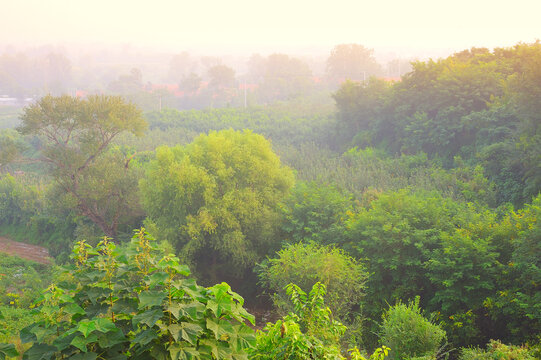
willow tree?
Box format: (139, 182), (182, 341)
(140, 129), (294, 284)
(19, 95), (147, 238)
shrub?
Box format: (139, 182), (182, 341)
(0, 255), (52, 308)
(279, 181), (354, 245)
(380, 297), (446, 360)
(459, 339), (535, 360)
(19, 228), (255, 359)
(251, 283), (391, 360)
(249, 283), (346, 360)
(257, 242), (368, 322)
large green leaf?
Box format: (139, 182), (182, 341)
(148, 272), (169, 287)
(168, 322), (203, 345)
(94, 318), (116, 333)
(138, 291), (166, 309)
(64, 303), (86, 317)
(19, 325), (37, 343)
(71, 333), (98, 352)
(132, 328), (158, 346)
(22, 343), (57, 360)
(97, 328), (126, 348)
(0, 343), (19, 359)
(83, 287), (110, 305)
(132, 308), (164, 327)
(32, 326), (58, 343)
(168, 302), (205, 321)
(111, 297), (138, 315)
(77, 320), (97, 338)
(206, 318), (234, 341)
(168, 343), (199, 360)
(70, 352), (98, 360)
(199, 339), (233, 359)
(229, 325), (256, 351)
(52, 330), (78, 352)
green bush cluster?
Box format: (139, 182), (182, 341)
(257, 242), (367, 322)
(459, 340), (536, 360)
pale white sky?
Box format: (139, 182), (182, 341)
(2, 0), (540, 54)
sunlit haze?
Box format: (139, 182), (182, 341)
(2, 0), (540, 56)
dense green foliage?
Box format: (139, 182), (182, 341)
(0, 256), (51, 358)
(0, 174), (38, 226)
(279, 146), (496, 205)
(334, 42), (541, 207)
(340, 190), (532, 347)
(278, 181), (354, 244)
(0, 129), (25, 171)
(484, 195), (541, 343)
(118, 103), (336, 152)
(141, 130), (294, 285)
(20, 229), (256, 359)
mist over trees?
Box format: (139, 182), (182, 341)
(326, 44), (383, 83)
(0, 43), (409, 111)
(1, 41), (541, 359)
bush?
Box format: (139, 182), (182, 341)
(257, 242), (368, 322)
(279, 181), (354, 245)
(380, 298), (446, 360)
(249, 283), (346, 360)
(19, 229), (256, 359)
(459, 339), (535, 360)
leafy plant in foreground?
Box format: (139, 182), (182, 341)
(250, 282), (390, 359)
(0, 310), (19, 359)
(19, 228), (255, 359)
(249, 282), (345, 359)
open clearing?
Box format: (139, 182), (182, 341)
(0, 236), (51, 264)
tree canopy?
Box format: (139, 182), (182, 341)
(140, 129), (294, 284)
(18, 94), (147, 238)
(326, 44), (382, 83)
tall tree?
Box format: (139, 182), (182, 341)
(179, 72), (202, 94)
(140, 129), (294, 284)
(18, 95), (147, 238)
(326, 44), (382, 83)
(168, 51), (194, 81)
(207, 64), (236, 89)
(259, 53), (313, 101)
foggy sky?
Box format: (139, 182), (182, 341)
(2, 0), (540, 55)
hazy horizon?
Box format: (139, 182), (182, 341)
(2, 0), (540, 59)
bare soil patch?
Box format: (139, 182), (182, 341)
(0, 236), (51, 264)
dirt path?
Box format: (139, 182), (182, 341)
(0, 236), (51, 264)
